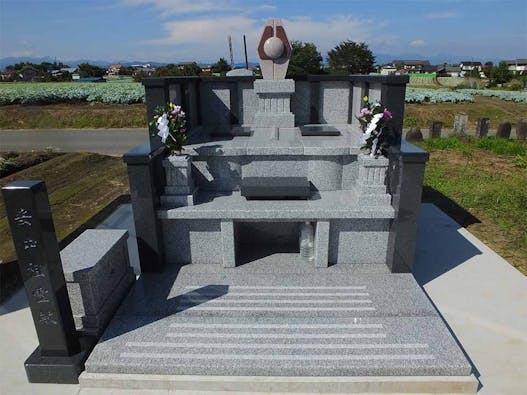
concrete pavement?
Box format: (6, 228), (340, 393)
(1, 203), (526, 394)
(0, 129), (147, 156)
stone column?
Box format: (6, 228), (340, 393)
(253, 79), (295, 128)
(517, 120), (527, 140)
(453, 112), (468, 135)
(123, 143), (166, 273)
(385, 142), (429, 273)
(476, 118), (490, 138)
(496, 122), (512, 139)
(1, 180), (92, 383)
(430, 121), (443, 138)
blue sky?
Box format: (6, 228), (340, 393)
(0, 0), (526, 64)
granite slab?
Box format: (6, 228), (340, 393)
(85, 263), (472, 378)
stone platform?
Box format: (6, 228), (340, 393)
(80, 260), (476, 392)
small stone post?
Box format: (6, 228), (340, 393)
(430, 121), (443, 138)
(476, 118), (490, 138)
(2, 180), (91, 383)
(496, 122), (512, 139)
(516, 120), (527, 140)
(453, 112), (468, 135)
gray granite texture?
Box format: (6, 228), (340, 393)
(291, 80), (311, 125)
(314, 220), (330, 268)
(220, 221), (236, 268)
(85, 263), (472, 377)
(254, 79), (295, 93)
(158, 190), (395, 220)
(329, 219), (390, 264)
(162, 219), (222, 265)
(319, 81), (351, 124)
(74, 267), (135, 336)
(200, 83), (232, 130)
(60, 229), (129, 316)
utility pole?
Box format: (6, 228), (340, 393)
(228, 35), (234, 70)
(243, 35), (248, 69)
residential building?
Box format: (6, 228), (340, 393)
(391, 60), (431, 73)
(506, 59), (527, 73)
(437, 65), (462, 77)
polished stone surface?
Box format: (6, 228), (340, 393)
(85, 262), (472, 377)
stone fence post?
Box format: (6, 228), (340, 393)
(386, 142), (429, 273)
(123, 142), (167, 272)
(2, 181), (93, 383)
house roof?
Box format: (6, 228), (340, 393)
(438, 66), (462, 72)
(506, 59), (527, 65)
(392, 60), (431, 66)
(460, 61), (482, 66)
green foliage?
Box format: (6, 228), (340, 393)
(287, 40), (323, 77)
(77, 63), (105, 78)
(327, 40), (375, 74)
(476, 137), (527, 156)
(0, 82), (145, 104)
(489, 61), (513, 85)
(155, 63), (202, 77)
(212, 58), (229, 74)
(421, 136), (463, 151)
(512, 155), (527, 168)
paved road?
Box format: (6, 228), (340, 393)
(0, 129), (148, 156)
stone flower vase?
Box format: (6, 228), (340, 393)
(160, 154), (197, 208)
(356, 153), (391, 206)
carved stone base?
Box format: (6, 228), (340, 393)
(162, 155), (197, 208)
(357, 154), (391, 206)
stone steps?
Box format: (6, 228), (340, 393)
(83, 264), (473, 381)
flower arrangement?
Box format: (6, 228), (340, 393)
(357, 96), (393, 157)
(149, 102), (188, 155)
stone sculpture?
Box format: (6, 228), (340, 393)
(257, 19), (291, 80)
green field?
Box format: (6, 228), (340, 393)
(416, 137), (527, 274)
(0, 82), (145, 104)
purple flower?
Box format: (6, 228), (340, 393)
(383, 109), (393, 120)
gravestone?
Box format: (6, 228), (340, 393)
(496, 122), (512, 139)
(516, 120), (527, 140)
(405, 128), (423, 142)
(1, 180), (93, 383)
(453, 112), (468, 135)
(476, 118), (490, 138)
(430, 121), (443, 138)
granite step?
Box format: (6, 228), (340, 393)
(84, 264), (473, 379)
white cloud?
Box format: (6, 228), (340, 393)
(425, 11), (460, 19)
(140, 14), (392, 62)
(410, 39), (426, 47)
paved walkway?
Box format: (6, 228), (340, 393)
(0, 129), (147, 156)
(1, 204), (526, 394)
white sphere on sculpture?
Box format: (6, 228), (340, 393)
(263, 37), (284, 59)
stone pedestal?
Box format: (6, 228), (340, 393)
(253, 79), (295, 128)
(356, 154), (391, 206)
(161, 155), (197, 208)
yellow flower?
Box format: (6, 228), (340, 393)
(363, 96), (368, 102)
(169, 102), (175, 108)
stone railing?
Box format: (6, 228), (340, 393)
(142, 74), (409, 148)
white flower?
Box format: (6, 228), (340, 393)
(156, 114), (170, 143)
(365, 113), (383, 135)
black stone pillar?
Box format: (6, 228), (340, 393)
(2, 180), (92, 383)
(123, 142), (166, 272)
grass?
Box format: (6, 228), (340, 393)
(415, 137), (527, 275)
(404, 95), (527, 129)
(0, 103), (146, 129)
(0, 152), (129, 264)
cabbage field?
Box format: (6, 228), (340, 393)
(406, 87), (527, 104)
(0, 82), (145, 105)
